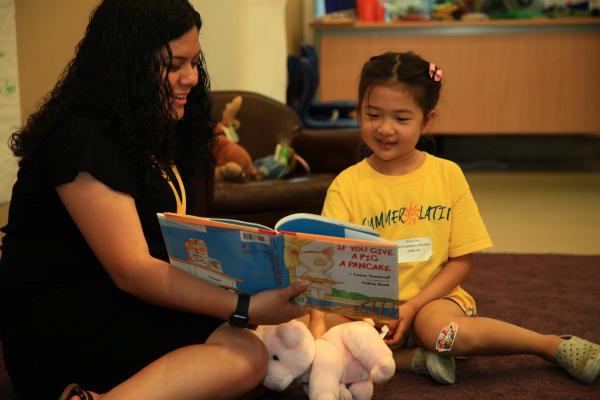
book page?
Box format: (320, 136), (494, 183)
(163, 212), (276, 234)
(275, 213), (380, 239)
(210, 217), (273, 231)
(280, 232), (399, 319)
(158, 214), (287, 294)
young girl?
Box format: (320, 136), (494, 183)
(309, 51), (600, 385)
(0, 1), (306, 399)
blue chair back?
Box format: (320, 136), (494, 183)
(287, 44), (359, 129)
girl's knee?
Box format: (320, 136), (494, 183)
(413, 304), (471, 354)
(416, 317), (477, 355)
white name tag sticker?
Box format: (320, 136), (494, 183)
(396, 237), (432, 263)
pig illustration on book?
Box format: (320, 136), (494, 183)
(285, 238), (338, 299)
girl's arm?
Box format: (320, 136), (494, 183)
(406, 253), (471, 312)
(385, 254), (471, 345)
(308, 309), (328, 339)
(57, 171), (307, 325)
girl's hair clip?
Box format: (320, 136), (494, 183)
(428, 63), (443, 82)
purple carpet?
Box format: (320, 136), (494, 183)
(1, 253), (598, 399)
(259, 253), (600, 400)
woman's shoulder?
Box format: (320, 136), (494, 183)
(41, 114), (139, 193)
(50, 114), (106, 143)
(45, 114), (126, 162)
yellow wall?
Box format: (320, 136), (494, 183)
(15, 0), (98, 123)
(286, 0), (305, 54)
(192, 0), (288, 101)
(15, 0), (307, 123)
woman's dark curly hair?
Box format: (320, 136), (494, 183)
(9, 0), (214, 183)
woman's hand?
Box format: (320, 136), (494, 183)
(384, 302), (418, 347)
(248, 281), (308, 325)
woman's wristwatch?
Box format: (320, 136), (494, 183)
(228, 293), (250, 328)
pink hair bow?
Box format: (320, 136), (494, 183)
(429, 63), (443, 82)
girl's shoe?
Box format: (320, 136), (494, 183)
(411, 347), (456, 384)
(554, 335), (600, 384)
(58, 383), (94, 400)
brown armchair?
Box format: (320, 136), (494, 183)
(197, 90), (362, 227)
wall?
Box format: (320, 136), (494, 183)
(15, 0), (97, 123)
(0, 0), (20, 203)
(286, 0), (317, 53)
(0, 0), (95, 204)
(14, 0), (307, 119)
(192, 0), (288, 102)
(286, 0), (305, 54)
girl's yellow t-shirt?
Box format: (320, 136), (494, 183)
(322, 154), (493, 312)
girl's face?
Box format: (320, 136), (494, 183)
(162, 27), (201, 120)
(360, 83), (433, 174)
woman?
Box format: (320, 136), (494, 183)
(0, 1), (306, 399)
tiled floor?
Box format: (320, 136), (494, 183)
(466, 171), (600, 255)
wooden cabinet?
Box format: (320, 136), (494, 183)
(312, 18), (600, 134)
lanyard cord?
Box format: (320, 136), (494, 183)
(161, 164), (187, 214)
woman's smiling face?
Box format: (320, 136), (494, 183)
(161, 27), (201, 120)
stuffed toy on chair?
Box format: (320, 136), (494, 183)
(213, 95), (258, 181)
(306, 320), (396, 400)
(213, 134), (257, 181)
(253, 141), (310, 180)
(253, 319), (316, 392)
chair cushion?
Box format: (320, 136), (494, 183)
(210, 173), (335, 215)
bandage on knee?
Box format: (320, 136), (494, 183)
(435, 322), (458, 352)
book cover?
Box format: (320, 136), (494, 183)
(158, 213), (400, 319)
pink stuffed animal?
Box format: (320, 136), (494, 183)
(253, 320), (316, 392)
(307, 320), (395, 400)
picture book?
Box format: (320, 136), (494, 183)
(157, 212), (400, 319)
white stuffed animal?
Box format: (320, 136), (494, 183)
(307, 320), (396, 400)
(253, 319), (316, 391)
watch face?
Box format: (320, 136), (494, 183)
(230, 313), (249, 328)
(229, 293), (250, 328)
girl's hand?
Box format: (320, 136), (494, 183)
(384, 302), (418, 347)
(248, 281), (308, 325)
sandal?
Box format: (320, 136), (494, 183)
(59, 383), (94, 400)
(554, 335), (600, 384)
(411, 347), (456, 384)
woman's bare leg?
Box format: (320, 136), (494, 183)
(79, 323), (267, 400)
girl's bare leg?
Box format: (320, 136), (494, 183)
(392, 348), (418, 371)
(412, 300), (561, 361)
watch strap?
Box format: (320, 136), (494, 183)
(229, 293), (250, 328)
